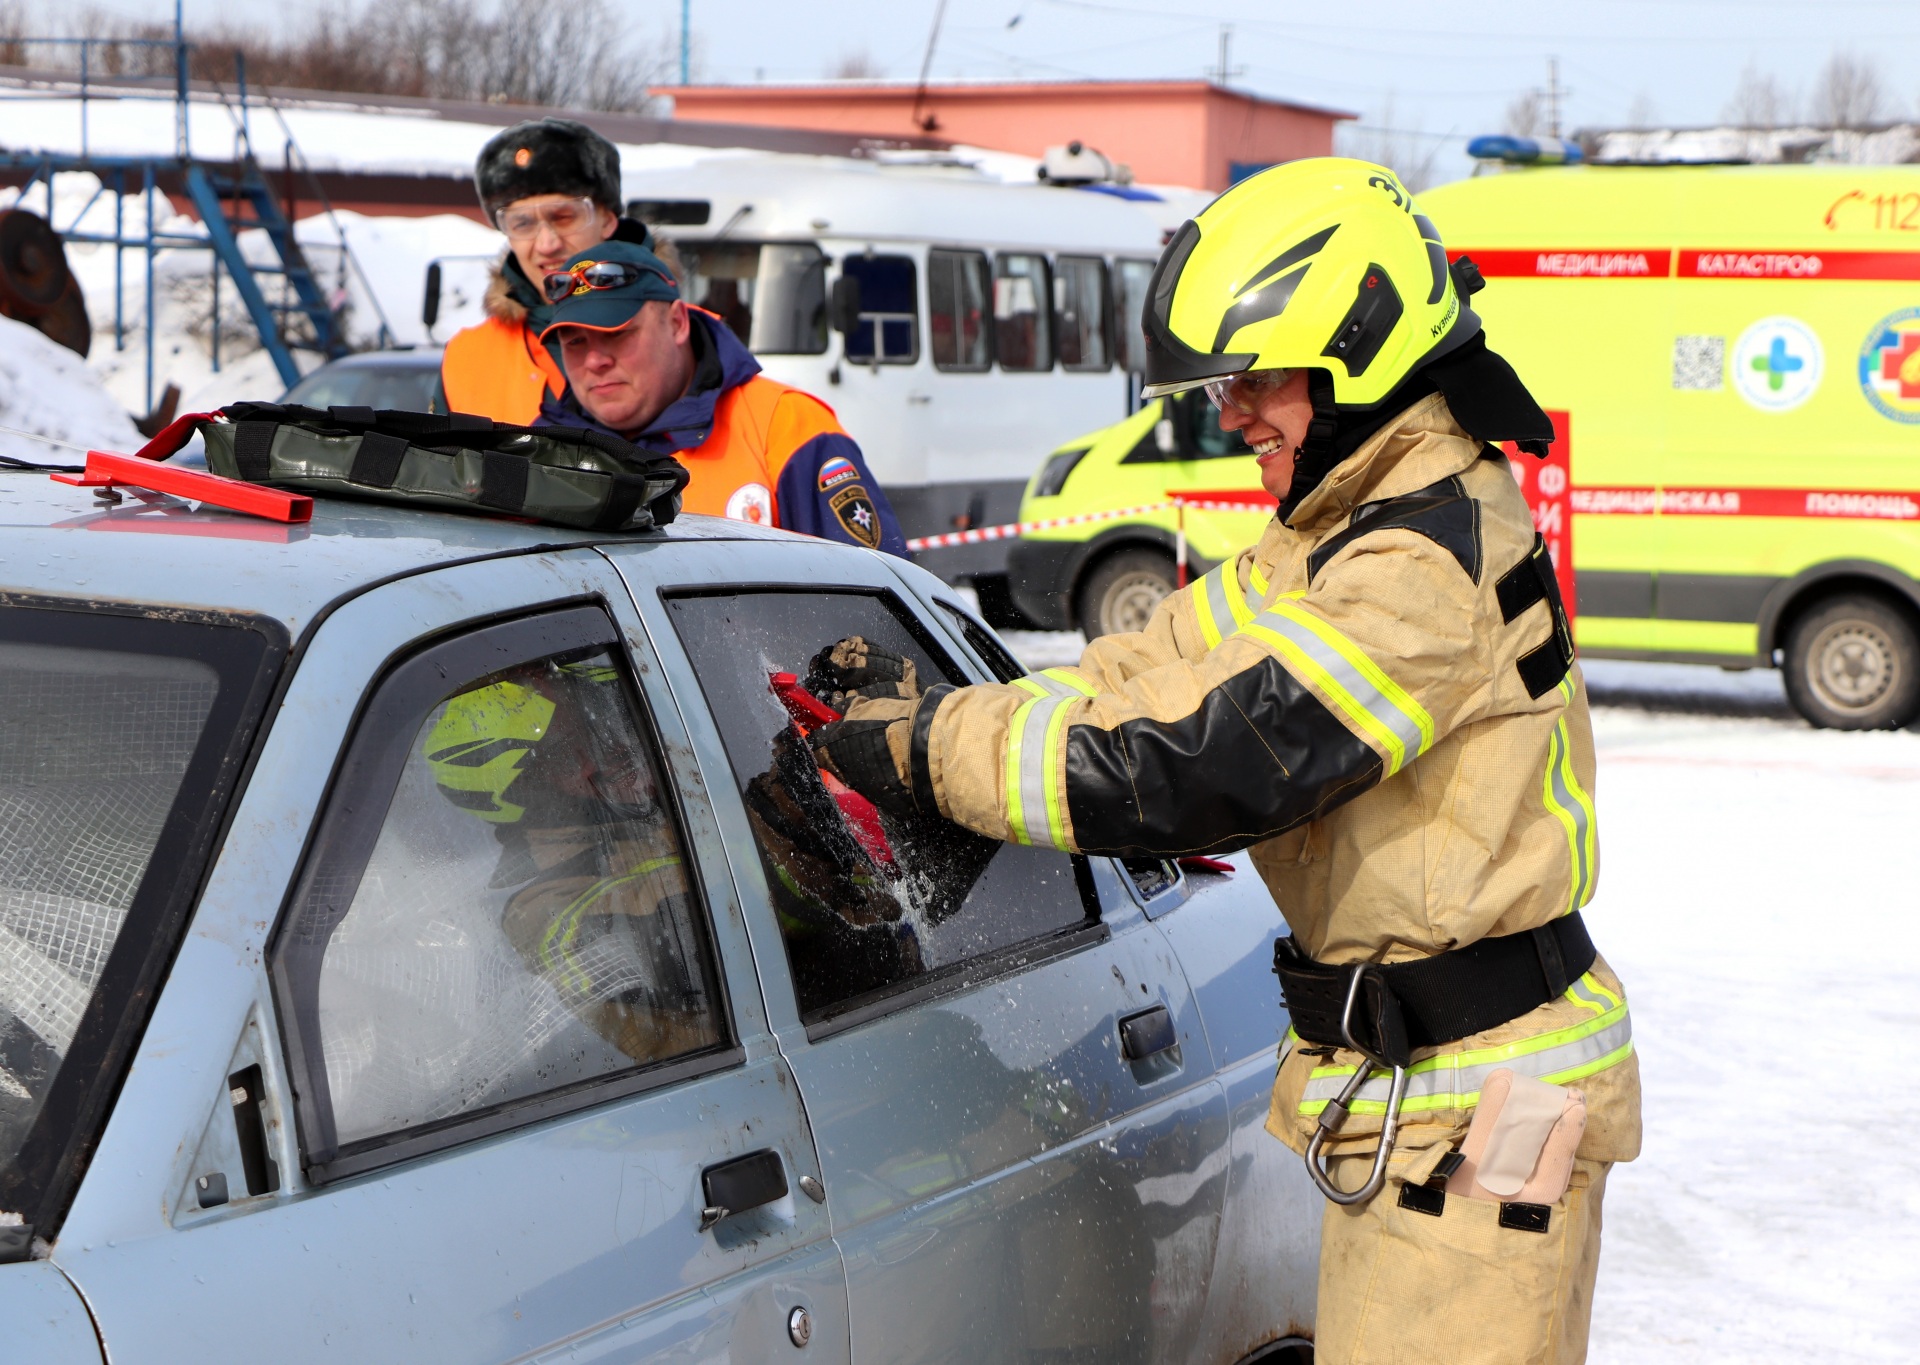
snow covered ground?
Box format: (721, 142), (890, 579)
(998, 629), (1920, 1361)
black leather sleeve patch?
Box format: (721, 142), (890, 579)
(1062, 653), (1383, 857)
(1307, 474), (1483, 585)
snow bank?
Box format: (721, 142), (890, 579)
(0, 313), (143, 463)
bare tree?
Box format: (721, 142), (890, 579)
(1625, 91), (1659, 129)
(1810, 51), (1887, 130)
(1723, 62), (1795, 128)
(827, 48), (883, 80)
(1336, 96), (1445, 194)
(1504, 89), (1544, 138)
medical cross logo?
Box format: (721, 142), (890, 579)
(1732, 316), (1823, 412)
(1859, 308), (1920, 425)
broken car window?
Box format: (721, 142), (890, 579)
(665, 589), (1093, 1024)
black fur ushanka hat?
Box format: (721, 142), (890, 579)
(474, 118), (622, 219)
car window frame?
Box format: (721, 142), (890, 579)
(267, 599), (741, 1186)
(653, 582), (1108, 1043)
(0, 598), (286, 1241)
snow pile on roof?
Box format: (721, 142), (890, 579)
(0, 313), (142, 464)
(1588, 122), (1920, 165)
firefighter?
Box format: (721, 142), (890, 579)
(535, 238), (910, 556)
(807, 158), (1639, 1365)
(439, 117), (655, 425)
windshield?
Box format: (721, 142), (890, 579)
(674, 241), (828, 355)
(0, 609), (276, 1232)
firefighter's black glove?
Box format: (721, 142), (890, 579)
(807, 636), (920, 710)
(812, 694), (915, 815)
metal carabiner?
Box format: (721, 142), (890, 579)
(1303, 964), (1411, 1207)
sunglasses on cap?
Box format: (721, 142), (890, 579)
(541, 259), (671, 306)
(1204, 368), (1296, 415)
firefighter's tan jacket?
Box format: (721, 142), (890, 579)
(910, 392), (1640, 1165)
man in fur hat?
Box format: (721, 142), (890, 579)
(439, 118), (654, 425)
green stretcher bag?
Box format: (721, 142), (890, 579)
(197, 403), (688, 532)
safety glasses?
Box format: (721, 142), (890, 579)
(541, 260), (653, 305)
(494, 195), (599, 241)
(1204, 368), (1295, 415)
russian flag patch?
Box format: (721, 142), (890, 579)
(817, 456), (860, 491)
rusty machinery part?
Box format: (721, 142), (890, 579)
(0, 210), (92, 358)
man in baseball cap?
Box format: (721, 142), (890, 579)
(536, 239), (908, 556)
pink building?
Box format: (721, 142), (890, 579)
(665, 80), (1354, 192)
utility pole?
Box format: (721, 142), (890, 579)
(1545, 56), (1562, 139)
(1211, 24), (1243, 86)
(679, 0), (690, 85)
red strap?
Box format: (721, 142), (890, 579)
(133, 411), (221, 462)
(52, 449), (311, 523)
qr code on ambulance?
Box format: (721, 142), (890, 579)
(1672, 336), (1725, 390)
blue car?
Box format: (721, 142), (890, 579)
(0, 475), (1318, 1364)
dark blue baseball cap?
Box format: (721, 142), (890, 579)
(537, 239), (681, 340)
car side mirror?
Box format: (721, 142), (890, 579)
(829, 275), (862, 334)
(422, 262), (442, 330)
(1154, 418), (1177, 456)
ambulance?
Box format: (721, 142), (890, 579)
(1007, 161), (1920, 729)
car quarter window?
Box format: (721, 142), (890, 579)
(663, 589), (1095, 1027)
(270, 607), (729, 1180)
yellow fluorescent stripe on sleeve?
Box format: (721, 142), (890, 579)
(1041, 692), (1075, 849)
(1241, 621), (1409, 773)
(1266, 600), (1436, 754)
(1221, 559), (1255, 628)
(1041, 668), (1098, 696)
(1004, 695), (1040, 844)
(1248, 561), (1270, 597)
(1194, 565), (1228, 649)
(1012, 677), (1051, 698)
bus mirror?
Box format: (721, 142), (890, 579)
(422, 262), (442, 330)
(829, 275), (863, 334)
(1155, 418), (1177, 455)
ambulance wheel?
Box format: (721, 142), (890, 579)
(1782, 594), (1920, 730)
(1078, 548), (1176, 640)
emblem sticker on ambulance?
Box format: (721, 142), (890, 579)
(1859, 307), (1920, 425)
(1731, 316), (1823, 412)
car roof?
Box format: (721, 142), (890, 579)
(307, 348), (446, 371)
(1, 474), (793, 635)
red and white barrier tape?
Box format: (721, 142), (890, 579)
(905, 494), (1273, 553)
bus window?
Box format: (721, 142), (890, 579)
(674, 241), (827, 355)
(994, 253), (1052, 372)
(1054, 256), (1109, 372)
(842, 254), (919, 364)
(1112, 259), (1155, 373)
(929, 249), (992, 371)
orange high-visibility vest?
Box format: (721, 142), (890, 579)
(674, 374), (848, 525)
(441, 317), (564, 425)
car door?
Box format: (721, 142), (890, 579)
(55, 550), (847, 1365)
(603, 535), (1230, 1365)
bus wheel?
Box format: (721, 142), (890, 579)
(1783, 594), (1920, 730)
(1078, 549), (1176, 640)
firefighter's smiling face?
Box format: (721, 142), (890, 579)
(1213, 368), (1315, 499)
(554, 300), (697, 436)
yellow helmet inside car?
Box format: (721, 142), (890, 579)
(426, 680), (557, 824)
(1141, 157), (1479, 408)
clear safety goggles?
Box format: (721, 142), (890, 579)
(495, 195), (600, 242)
(1203, 368), (1295, 415)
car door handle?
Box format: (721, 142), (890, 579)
(1118, 1005), (1177, 1061)
(699, 1149), (789, 1230)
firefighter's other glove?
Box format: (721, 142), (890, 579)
(808, 636), (920, 709)
(812, 694), (915, 815)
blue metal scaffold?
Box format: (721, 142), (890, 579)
(0, 2), (392, 412)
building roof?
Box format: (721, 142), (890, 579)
(668, 77), (1355, 123)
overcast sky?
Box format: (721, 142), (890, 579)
(75, 0), (1920, 184)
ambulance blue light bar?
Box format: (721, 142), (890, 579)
(1467, 136), (1584, 165)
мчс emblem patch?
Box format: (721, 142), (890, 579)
(829, 484), (881, 548)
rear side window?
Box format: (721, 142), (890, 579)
(1112, 259), (1155, 373)
(928, 248), (992, 371)
(271, 608), (729, 1181)
(1054, 255), (1110, 372)
(0, 609), (278, 1235)
(841, 254), (919, 364)
(676, 241), (828, 355)
(994, 253), (1053, 372)
(664, 590), (1094, 1028)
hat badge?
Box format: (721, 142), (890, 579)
(514, 147), (533, 167)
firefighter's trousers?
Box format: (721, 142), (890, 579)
(1314, 1152), (1609, 1365)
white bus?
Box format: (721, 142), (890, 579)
(621, 152), (1190, 615)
